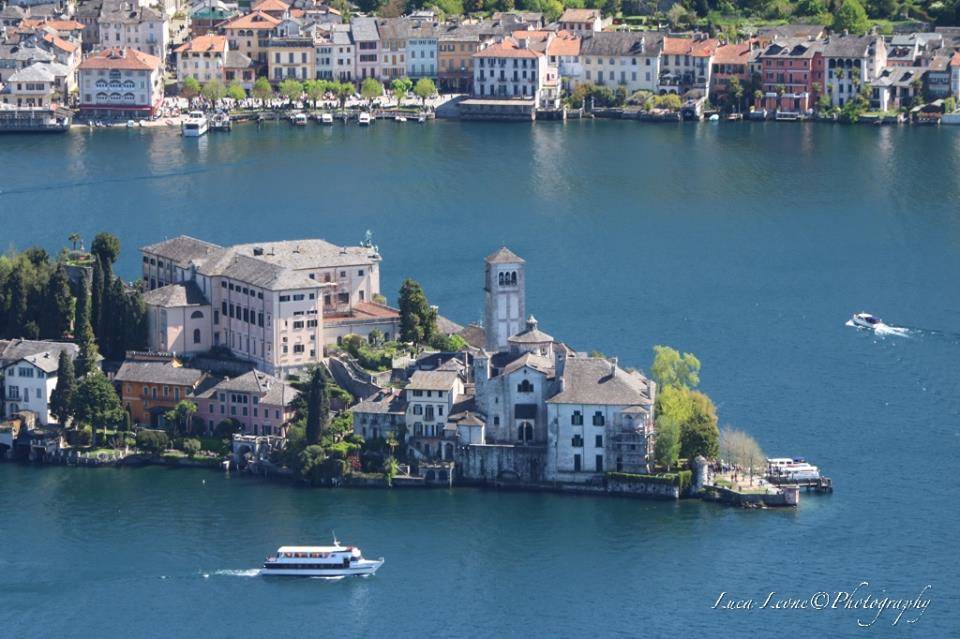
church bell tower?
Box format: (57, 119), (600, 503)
(484, 247), (525, 353)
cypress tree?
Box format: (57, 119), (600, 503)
(74, 277), (99, 376)
(305, 366), (330, 445)
(4, 267), (28, 338)
(49, 350), (77, 426)
(91, 255), (105, 336)
(43, 264), (74, 339)
(398, 279), (437, 345)
(101, 277), (124, 359)
(123, 287), (148, 353)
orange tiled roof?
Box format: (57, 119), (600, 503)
(176, 34), (228, 53)
(42, 32), (79, 54)
(252, 0), (289, 11)
(712, 41), (751, 65)
(662, 36), (718, 57)
(475, 38), (543, 59)
(45, 19), (84, 31)
(78, 47), (161, 71)
(222, 11), (281, 30)
(547, 32), (581, 56)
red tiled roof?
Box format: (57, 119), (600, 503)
(176, 34), (228, 53)
(79, 47), (161, 71)
(712, 41), (751, 65)
(662, 36), (718, 57)
(547, 32), (581, 56)
(475, 38), (543, 59)
(43, 32), (79, 54)
(252, 0), (289, 11)
(222, 11), (281, 30)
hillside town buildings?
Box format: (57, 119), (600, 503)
(0, 339), (79, 426)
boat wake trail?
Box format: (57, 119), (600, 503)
(213, 569), (260, 578)
(845, 319), (911, 338)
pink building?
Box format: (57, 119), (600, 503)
(193, 370), (298, 437)
(756, 37), (824, 115)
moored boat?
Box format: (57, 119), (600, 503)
(290, 112), (308, 126)
(319, 112), (334, 124)
(357, 112), (372, 125)
(261, 538), (384, 577)
(182, 110), (208, 137)
(210, 111), (231, 131)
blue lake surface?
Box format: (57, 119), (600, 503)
(0, 121), (958, 637)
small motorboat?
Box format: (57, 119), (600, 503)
(708, 113), (720, 121)
(357, 112), (371, 126)
(210, 111), (231, 131)
(394, 115), (407, 123)
(126, 119), (137, 128)
(290, 112), (308, 126)
(319, 112), (334, 124)
(417, 113), (426, 123)
(182, 110), (209, 137)
(851, 312), (883, 329)
(261, 535), (384, 577)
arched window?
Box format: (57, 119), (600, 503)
(510, 271), (517, 285)
(193, 328), (201, 344)
(498, 272), (504, 286)
(518, 423), (533, 442)
(190, 310), (204, 319)
(413, 404), (423, 415)
(517, 379), (534, 393)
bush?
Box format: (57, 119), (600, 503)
(136, 429), (169, 453)
(181, 438), (201, 456)
(214, 419), (242, 439)
(67, 427), (92, 447)
(606, 471), (690, 490)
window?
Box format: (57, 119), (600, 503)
(595, 434), (603, 448)
(293, 344), (305, 354)
(193, 328), (201, 344)
(413, 404), (423, 415)
(571, 410), (583, 426)
(517, 379), (534, 393)
(592, 411), (605, 426)
(571, 434), (583, 447)
(595, 455), (604, 472)
(279, 295), (290, 302)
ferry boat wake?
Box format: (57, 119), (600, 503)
(260, 536), (384, 578)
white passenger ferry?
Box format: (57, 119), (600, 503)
(261, 537), (384, 577)
(766, 457), (821, 482)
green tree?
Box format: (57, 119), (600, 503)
(360, 77), (384, 104)
(42, 263), (73, 338)
(335, 81), (354, 109)
(68, 233), (82, 251)
(91, 232), (120, 265)
(413, 77), (436, 106)
(181, 438), (201, 456)
(49, 350), (77, 426)
(227, 80), (247, 102)
(398, 278), (437, 345)
(279, 78), (304, 104)
(679, 391), (720, 460)
(252, 76), (273, 103)
(304, 79), (326, 107)
(651, 345), (701, 390)
(834, 0), (870, 34)
(728, 76), (744, 112)
(304, 366), (331, 445)
(202, 79), (227, 103)
(164, 400), (197, 436)
(181, 76), (201, 99)
(654, 414), (681, 471)
(73, 370), (123, 447)
(73, 277), (99, 377)
(91, 256), (105, 335)
(391, 77), (413, 104)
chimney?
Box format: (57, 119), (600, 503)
(609, 357), (618, 377)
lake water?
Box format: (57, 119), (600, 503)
(1, 121), (959, 637)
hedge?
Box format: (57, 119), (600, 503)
(607, 470), (692, 491)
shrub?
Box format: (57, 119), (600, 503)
(181, 438), (201, 456)
(136, 429), (169, 453)
(67, 426), (92, 447)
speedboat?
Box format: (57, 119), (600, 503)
(851, 312), (882, 329)
(357, 112), (371, 126)
(210, 111), (231, 131)
(126, 119), (137, 128)
(182, 110), (208, 137)
(261, 537), (384, 577)
(319, 112), (334, 124)
(290, 112), (308, 126)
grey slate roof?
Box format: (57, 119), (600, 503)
(580, 31), (651, 57)
(350, 16), (379, 42)
(760, 38), (823, 59)
(406, 369), (459, 391)
(230, 238), (380, 269)
(822, 35), (878, 58)
(114, 361), (206, 386)
(485, 246), (524, 264)
(142, 235), (224, 267)
(500, 352), (553, 377)
(225, 50), (253, 68)
(0, 339), (78, 368)
(547, 357), (653, 406)
(8, 62), (54, 82)
(192, 370), (297, 405)
(457, 324), (485, 350)
(142, 280), (209, 307)
(508, 316), (553, 344)
(348, 388), (406, 415)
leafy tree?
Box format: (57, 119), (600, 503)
(398, 278), (437, 345)
(42, 263), (73, 338)
(834, 0), (870, 34)
(335, 81), (354, 109)
(181, 438), (201, 456)
(304, 366), (331, 445)
(654, 414), (681, 471)
(391, 77), (413, 104)
(73, 370), (123, 447)
(164, 400), (198, 436)
(252, 76), (273, 103)
(719, 427), (766, 478)
(279, 78), (304, 104)
(678, 391), (720, 460)
(651, 345), (700, 390)
(430, 332), (469, 352)
(91, 232), (120, 265)
(68, 233), (82, 251)
(304, 79), (326, 107)
(136, 429), (169, 453)
(73, 277), (99, 377)
(202, 79), (227, 103)
(728, 76), (745, 112)
(413, 77), (436, 105)
(49, 350), (77, 426)
(227, 80), (247, 102)
(360, 78), (384, 104)
(181, 76), (201, 99)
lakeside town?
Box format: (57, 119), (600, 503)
(2, 0), (960, 128)
(0, 231), (831, 507)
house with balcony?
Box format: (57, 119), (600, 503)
(222, 10), (281, 69)
(192, 369), (297, 437)
(710, 39), (758, 107)
(822, 34), (886, 107)
(755, 37), (824, 116)
(267, 34), (314, 82)
(659, 35), (718, 95)
(464, 35), (559, 120)
(114, 357), (207, 427)
(77, 46), (164, 120)
(438, 22), (485, 93)
(0, 339), (79, 426)
(350, 15), (380, 81)
(558, 8), (602, 34)
(97, 2), (168, 60)
(578, 31), (659, 95)
(175, 34), (229, 86)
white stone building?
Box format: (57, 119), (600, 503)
(175, 33), (228, 85)
(483, 246), (525, 353)
(77, 46), (164, 120)
(472, 37), (555, 107)
(404, 369), (464, 458)
(98, 1), (169, 60)
(0, 340), (79, 426)
(578, 31), (660, 94)
(823, 34), (887, 107)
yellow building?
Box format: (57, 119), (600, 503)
(267, 36), (316, 83)
(222, 11), (281, 69)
